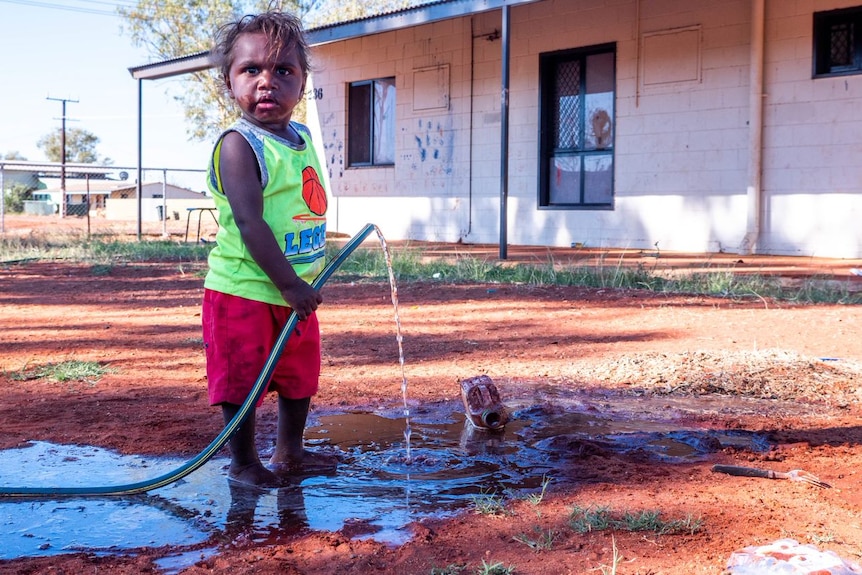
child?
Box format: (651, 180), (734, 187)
(202, 11), (333, 487)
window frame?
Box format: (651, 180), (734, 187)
(538, 43), (616, 210)
(813, 6), (862, 78)
(347, 77), (396, 168)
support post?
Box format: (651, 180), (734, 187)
(498, 4), (511, 260)
(136, 79), (143, 241)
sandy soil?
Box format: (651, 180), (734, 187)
(2, 215), (862, 574)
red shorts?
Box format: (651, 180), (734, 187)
(202, 289), (320, 406)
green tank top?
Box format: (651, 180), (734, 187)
(204, 118), (328, 306)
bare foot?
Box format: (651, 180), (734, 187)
(228, 462), (282, 487)
(270, 450), (339, 475)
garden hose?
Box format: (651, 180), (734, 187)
(0, 223), (378, 498)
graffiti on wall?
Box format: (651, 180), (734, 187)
(316, 111), (344, 182)
(318, 109), (455, 185)
(322, 127), (344, 181)
(411, 118), (454, 177)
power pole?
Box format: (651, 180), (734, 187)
(47, 96), (78, 217)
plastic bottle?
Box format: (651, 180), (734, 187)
(460, 375), (508, 430)
(726, 539), (862, 574)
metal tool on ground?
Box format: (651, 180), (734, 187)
(460, 375), (509, 430)
(712, 464), (831, 488)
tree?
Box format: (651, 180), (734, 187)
(2, 152), (39, 213)
(119, 0), (306, 142)
(37, 128), (112, 165)
(3, 183), (33, 213)
(304, 0), (418, 27)
(119, 0), (417, 142)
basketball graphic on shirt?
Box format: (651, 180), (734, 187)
(301, 166), (327, 216)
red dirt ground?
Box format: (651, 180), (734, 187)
(2, 214), (862, 574)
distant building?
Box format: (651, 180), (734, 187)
(37, 179), (210, 220)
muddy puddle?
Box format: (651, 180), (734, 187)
(0, 390), (776, 570)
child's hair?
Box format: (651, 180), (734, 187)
(213, 11), (312, 81)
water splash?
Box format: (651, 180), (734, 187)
(372, 226), (412, 462)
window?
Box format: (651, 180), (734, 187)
(814, 7), (862, 77)
(348, 78), (396, 166)
(539, 45), (615, 209)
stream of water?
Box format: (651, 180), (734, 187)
(372, 226), (413, 462)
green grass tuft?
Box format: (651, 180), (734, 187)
(476, 560), (516, 575)
(569, 505), (703, 535)
(513, 526), (558, 551)
(9, 360), (114, 384)
(3, 229), (859, 304)
(470, 487), (511, 516)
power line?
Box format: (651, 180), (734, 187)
(59, 0), (137, 6)
(0, 0), (135, 17)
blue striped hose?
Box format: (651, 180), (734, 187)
(0, 223), (377, 497)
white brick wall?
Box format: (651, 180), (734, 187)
(310, 0), (862, 257)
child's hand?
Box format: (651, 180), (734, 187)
(279, 278), (323, 321)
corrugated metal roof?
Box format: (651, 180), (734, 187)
(307, 0), (538, 45)
(128, 51), (212, 80)
(307, 0), (455, 32)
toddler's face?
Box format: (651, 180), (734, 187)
(226, 32), (305, 135)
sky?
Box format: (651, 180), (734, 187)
(0, 0), (212, 191)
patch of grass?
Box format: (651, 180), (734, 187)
(0, 231), (71, 262)
(9, 360), (114, 384)
(523, 475), (552, 506)
(569, 505), (613, 533)
(616, 509), (703, 535)
(569, 505), (703, 535)
(89, 263), (114, 276)
(476, 560), (515, 575)
(430, 564), (466, 575)
(83, 238), (212, 264)
(0, 232), (211, 266)
(513, 526), (558, 551)
(4, 228), (859, 304)
(327, 243), (862, 304)
(471, 487), (510, 516)
(326, 243), (431, 281)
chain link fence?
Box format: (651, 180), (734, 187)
(1, 161), (210, 238)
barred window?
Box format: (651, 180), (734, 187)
(539, 44), (615, 209)
(814, 7), (862, 77)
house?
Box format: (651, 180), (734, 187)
(129, 0), (862, 258)
(37, 178), (127, 213)
(104, 182), (212, 222)
(0, 161), (119, 215)
(300, 0), (862, 258)
(38, 178), (211, 221)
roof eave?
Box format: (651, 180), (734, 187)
(128, 52), (213, 80)
(124, 0), (540, 79)
(306, 0), (538, 45)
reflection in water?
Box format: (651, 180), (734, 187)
(226, 479), (309, 541)
(0, 395), (772, 568)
